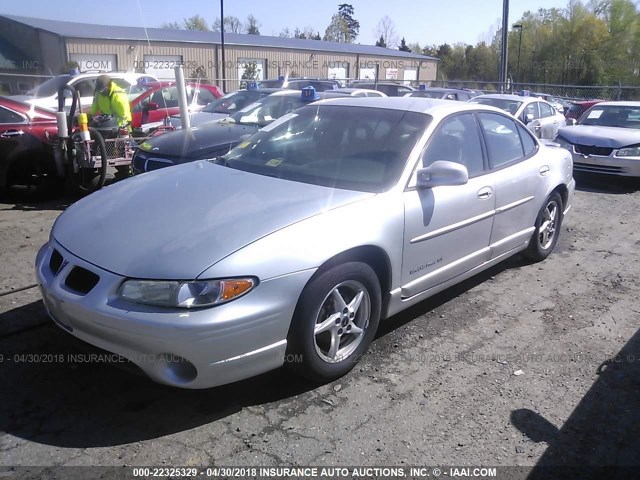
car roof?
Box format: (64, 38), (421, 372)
(417, 87), (468, 92)
(474, 93), (525, 101)
(332, 88), (386, 95)
(590, 101), (640, 107)
(313, 96), (507, 116)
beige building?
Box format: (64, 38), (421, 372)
(0, 15), (439, 93)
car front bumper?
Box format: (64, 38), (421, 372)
(571, 151), (640, 177)
(35, 240), (314, 389)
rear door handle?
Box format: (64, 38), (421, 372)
(0, 130), (24, 138)
(477, 186), (493, 199)
(539, 165), (550, 175)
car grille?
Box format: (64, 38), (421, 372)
(574, 162), (624, 174)
(49, 249), (64, 275)
(574, 144), (613, 157)
(48, 248), (100, 295)
(65, 267), (100, 295)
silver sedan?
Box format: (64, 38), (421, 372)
(555, 101), (640, 177)
(36, 98), (575, 389)
(470, 94), (566, 140)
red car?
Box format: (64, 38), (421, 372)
(0, 96), (58, 193)
(565, 100), (603, 120)
(130, 82), (223, 131)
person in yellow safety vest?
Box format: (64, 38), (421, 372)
(90, 75), (132, 128)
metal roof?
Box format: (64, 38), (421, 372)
(3, 15), (439, 62)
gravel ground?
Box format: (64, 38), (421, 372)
(0, 173), (639, 479)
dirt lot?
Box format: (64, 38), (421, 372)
(0, 173), (639, 479)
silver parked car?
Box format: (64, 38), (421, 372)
(555, 101), (640, 177)
(36, 98), (575, 389)
(470, 94), (566, 140)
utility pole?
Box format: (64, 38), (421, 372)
(220, 0), (226, 92)
(499, 0), (509, 92)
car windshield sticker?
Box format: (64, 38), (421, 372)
(260, 113), (298, 132)
(139, 142), (152, 151)
(237, 140), (251, 149)
(588, 110), (604, 119)
(265, 158), (283, 167)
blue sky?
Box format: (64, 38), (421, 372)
(2, 0), (569, 47)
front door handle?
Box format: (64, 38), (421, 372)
(539, 165), (550, 175)
(477, 186), (493, 199)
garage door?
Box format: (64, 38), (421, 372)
(70, 54), (116, 72)
(358, 68), (377, 80)
(328, 65), (348, 84)
(404, 68), (417, 86)
(144, 55), (182, 80)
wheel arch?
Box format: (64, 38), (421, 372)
(313, 245), (392, 300)
(549, 183), (569, 212)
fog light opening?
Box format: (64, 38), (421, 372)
(159, 353), (197, 384)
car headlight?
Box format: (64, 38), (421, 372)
(615, 146), (640, 157)
(119, 278), (257, 308)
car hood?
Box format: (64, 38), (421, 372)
(139, 122), (258, 159)
(170, 112), (229, 128)
(558, 125), (640, 148)
(53, 161), (372, 279)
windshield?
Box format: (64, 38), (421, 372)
(27, 75), (71, 97)
(203, 91), (260, 114)
(471, 98), (522, 116)
(228, 95), (304, 127)
(257, 79), (283, 88)
(221, 105), (431, 193)
(578, 105), (640, 128)
(410, 91), (447, 99)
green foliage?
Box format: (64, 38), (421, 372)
(430, 0), (640, 85)
(338, 4), (360, 41)
(239, 62), (259, 89)
(183, 15), (209, 31)
(323, 14), (351, 42)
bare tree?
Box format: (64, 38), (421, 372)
(245, 14), (261, 35)
(374, 16), (398, 49)
(212, 16), (243, 33)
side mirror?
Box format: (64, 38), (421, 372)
(416, 161), (469, 189)
(525, 113), (534, 124)
(145, 102), (159, 111)
(565, 118), (576, 126)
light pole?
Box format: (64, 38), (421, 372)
(513, 24), (523, 84)
(220, 0), (226, 93)
(499, 0), (509, 92)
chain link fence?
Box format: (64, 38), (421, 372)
(430, 80), (640, 101)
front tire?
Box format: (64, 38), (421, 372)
(286, 262), (381, 382)
(525, 192), (563, 261)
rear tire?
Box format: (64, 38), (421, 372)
(525, 192), (563, 261)
(286, 262), (381, 382)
